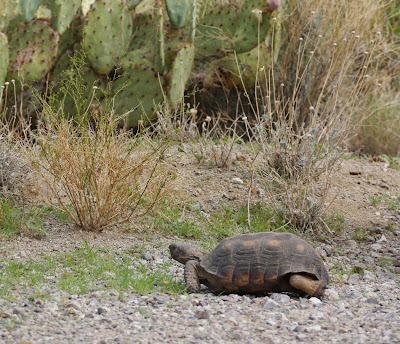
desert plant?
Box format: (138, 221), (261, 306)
(243, 0), (392, 231)
(31, 52), (175, 232)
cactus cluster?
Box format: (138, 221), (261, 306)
(0, 0), (282, 127)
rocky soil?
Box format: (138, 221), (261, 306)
(0, 156), (400, 344)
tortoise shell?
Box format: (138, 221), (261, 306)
(199, 232), (329, 293)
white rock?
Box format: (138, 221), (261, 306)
(309, 297), (322, 306)
(324, 289), (339, 301)
(231, 177), (244, 185)
(363, 270), (375, 281)
(377, 234), (387, 243)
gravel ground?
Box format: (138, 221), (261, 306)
(1, 233), (399, 344)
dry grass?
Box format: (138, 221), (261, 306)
(242, 0), (393, 231)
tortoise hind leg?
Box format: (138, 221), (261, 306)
(289, 274), (326, 297)
(184, 260), (201, 293)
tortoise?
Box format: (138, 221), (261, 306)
(169, 232), (329, 296)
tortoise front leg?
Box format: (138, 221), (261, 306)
(289, 274), (326, 297)
(184, 260), (201, 293)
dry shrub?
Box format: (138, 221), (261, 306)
(244, 0), (392, 231)
(30, 53), (175, 232)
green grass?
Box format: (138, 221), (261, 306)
(324, 212), (346, 233)
(0, 202), (72, 240)
(152, 201), (297, 249)
(369, 192), (400, 211)
(351, 227), (368, 241)
(0, 241), (185, 300)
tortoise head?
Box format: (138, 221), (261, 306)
(169, 243), (205, 264)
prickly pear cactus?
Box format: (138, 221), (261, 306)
(47, 0), (81, 35)
(83, 0), (133, 74)
(118, 49), (153, 71)
(20, 0), (43, 22)
(0, 33), (9, 87)
(7, 20), (59, 84)
(0, 0), (22, 31)
(166, 0), (189, 29)
(233, 0), (277, 53)
(169, 42), (194, 106)
(113, 65), (164, 128)
(195, 4), (237, 57)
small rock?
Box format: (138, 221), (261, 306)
(296, 333), (308, 341)
(270, 293), (291, 304)
(0, 312), (12, 318)
(299, 297), (309, 309)
(324, 289), (339, 301)
(230, 333), (241, 340)
(192, 204), (204, 211)
(366, 298), (380, 305)
(12, 308), (24, 316)
(347, 274), (360, 285)
(379, 182), (389, 189)
(377, 234), (387, 243)
(97, 307), (108, 315)
(231, 177), (244, 185)
(392, 259), (400, 267)
(344, 240), (357, 248)
(65, 301), (81, 310)
(195, 309), (209, 319)
(363, 270), (375, 281)
(140, 251), (153, 261)
(305, 325), (322, 333)
(309, 297), (322, 306)
(364, 256), (374, 263)
(257, 188), (265, 197)
(263, 299), (280, 310)
(371, 243), (382, 251)
(194, 333), (209, 340)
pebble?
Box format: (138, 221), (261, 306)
(270, 293), (291, 304)
(140, 252), (153, 261)
(347, 274), (360, 285)
(263, 299), (280, 310)
(309, 297), (322, 306)
(344, 240), (357, 248)
(371, 243), (382, 251)
(324, 289), (339, 301)
(231, 177), (244, 185)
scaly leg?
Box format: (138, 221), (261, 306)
(184, 260), (201, 293)
(289, 274), (326, 297)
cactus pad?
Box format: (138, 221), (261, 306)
(113, 65), (164, 128)
(83, 0), (133, 74)
(166, 0), (189, 29)
(169, 42), (194, 106)
(0, 0), (22, 31)
(7, 20), (59, 84)
(0, 33), (9, 86)
(196, 4), (238, 57)
(118, 49), (153, 71)
(20, 0), (43, 22)
(48, 0), (81, 35)
(233, 0), (278, 53)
